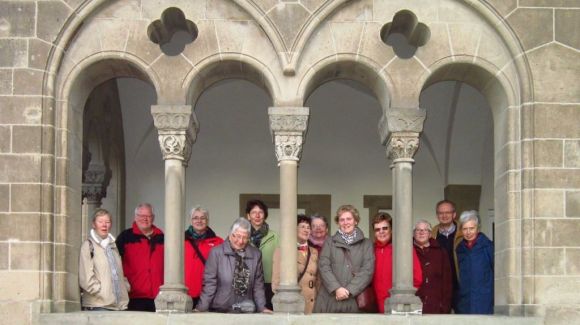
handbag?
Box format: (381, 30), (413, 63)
(342, 248), (378, 313)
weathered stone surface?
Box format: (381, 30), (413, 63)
(180, 19), (220, 64)
(0, 69), (11, 95)
(13, 69), (43, 95)
(267, 3), (310, 49)
(566, 248), (580, 275)
(0, 271), (40, 299)
(528, 44), (580, 103)
(37, 1), (72, 43)
(556, 9), (580, 50)
(214, 20), (252, 53)
(533, 219), (580, 247)
(0, 185), (8, 212)
(532, 104), (580, 138)
(0, 301), (33, 324)
(564, 140), (580, 168)
(527, 248), (567, 275)
(374, 0), (438, 23)
(0, 39), (27, 68)
(0, 214), (43, 242)
(142, 0), (207, 22)
(331, 22), (364, 54)
(301, 0), (326, 13)
(328, 0), (372, 21)
(0, 155), (41, 182)
(98, 0), (140, 19)
(532, 276), (580, 304)
(0, 97), (42, 125)
(96, 19), (132, 53)
(12, 125), (44, 153)
(0, 1), (36, 37)
(0, 243), (7, 269)
(10, 242), (40, 270)
(507, 8), (553, 50)
(125, 20), (162, 65)
(522, 140), (563, 167)
(28, 39), (52, 70)
(448, 23), (481, 56)
(566, 191), (580, 217)
(207, 0), (252, 20)
(485, 0), (517, 17)
(439, 1), (482, 22)
(0, 126), (10, 153)
(527, 169), (580, 189)
(519, 0), (580, 7)
(11, 184), (51, 213)
(527, 190), (565, 219)
(414, 23), (452, 68)
(359, 22), (397, 67)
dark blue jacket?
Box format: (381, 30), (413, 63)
(455, 233), (494, 314)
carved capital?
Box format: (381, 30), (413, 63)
(82, 163), (108, 203)
(151, 105), (198, 164)
(387, 132), (420, 161)
(379, 107), (426, 144)
(268, 107), (309, 162)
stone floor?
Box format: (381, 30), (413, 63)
(39, 312), (544, 325)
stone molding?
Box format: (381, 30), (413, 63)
(386, 132), (420, 161)
(151, 105), (198, 164)
(268, 107), (309, 162)
(379, 108), (426, 145)
(82, 163), (108, 203)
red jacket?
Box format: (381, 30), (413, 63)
(373, 241), (423, 313)
(184, 228), (224, 298)
(116, 222), (164, 299)
(414, 238), (453, 313)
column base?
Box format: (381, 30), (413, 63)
(154, 284), (193, 313)
(272, 285), (305, 314)
(385, 289), (422, 315)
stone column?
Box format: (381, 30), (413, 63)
(385, 132), (423, 314)
(151, 105), (197, 313)
(81, 162), (108, 239)
(269, 106), (309, 313)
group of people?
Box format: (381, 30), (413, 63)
(78, 199), (493, 315)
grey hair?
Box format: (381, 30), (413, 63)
(134, 202), (154, 216)
(310, 214), (328, 228)
(414, 219), (432, 232)
(229, 217), (252, 236)
(459, 210), (480, 227)
(189, 205), (209, 219)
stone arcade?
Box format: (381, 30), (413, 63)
(0, 1), (579, 324)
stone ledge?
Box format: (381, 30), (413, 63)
(38, 312), (544, 325)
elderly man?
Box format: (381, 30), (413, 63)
(413, 220), (452, 314)
(116, 203), (164, 312)
(184, 206), (224, 308)
(431, 200), (463, 303)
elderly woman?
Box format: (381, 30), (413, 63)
(455, 210), (494, 314)
(308, 215), (329, 253)
(413, 220), (452, 314)
(184, 206), (224, 308)
(313, 205), (374, 313)
(79, 209), (130, 311)
(196, 218), (272, 313)
(372, 212), (422, 313)
(272, 214), (319, 313)
(246, 199), (279, 310)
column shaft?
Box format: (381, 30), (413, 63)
(163, 159), (185, 285)
(279, 161), (298, 285)
(392, 161), (415, 292)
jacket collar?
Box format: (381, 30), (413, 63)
(331, 227), (365, 248)
(131, 222), (163, 237)
(223, 239), (256, 258)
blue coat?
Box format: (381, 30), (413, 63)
(455, 233), (494, 314)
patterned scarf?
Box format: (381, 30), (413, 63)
(338, 227), (358, 245)
(249, 222), (269, 248)
(232, 249), (250, 297)
(90, 229), (122, 305)
(186, 225), (216, 240)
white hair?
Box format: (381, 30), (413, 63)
(189, 205), (209, 219)
(134, 203), (154, 216)
(459, 210), (479, 227)
(414, 219), (432, 232)
(229, 217), (251, 236)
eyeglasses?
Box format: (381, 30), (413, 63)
(414, 229), (430, 233)
(136, 214), (153, 219)
(231, 233), (249, 242)
(374, 226), (390, 232)
(192, 216), (207, 221)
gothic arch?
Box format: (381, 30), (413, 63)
(296, 54), (393, 113)
(184, 53), (281, 107)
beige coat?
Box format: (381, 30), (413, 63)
(272, 246), (319, 314)
(79, 236), (130, 310)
